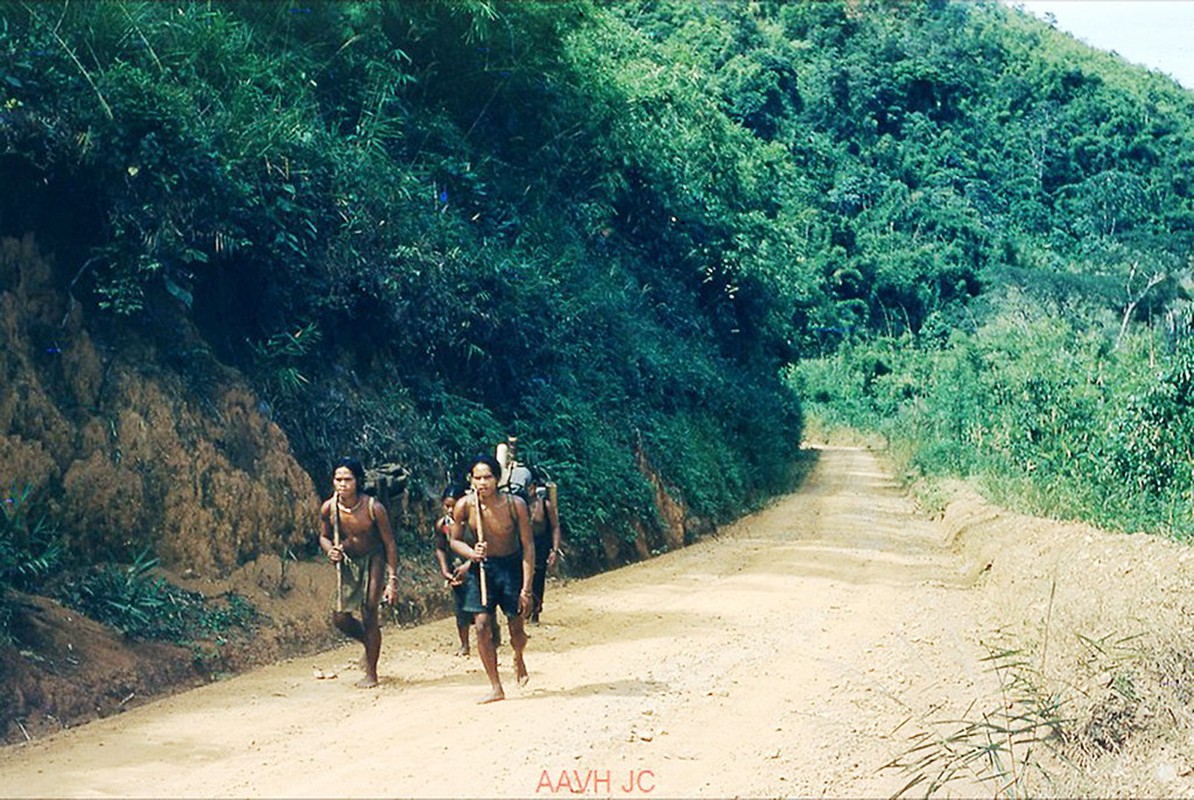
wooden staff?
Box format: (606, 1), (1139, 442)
(474, 490), (488, 607)
(332, 491), (343, 613)
(547, 481), (562, 563)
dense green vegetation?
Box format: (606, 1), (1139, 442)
(794, 300), (1194, 539)
(2, 0), (1192, 620)
(57, 548), (257, 648)
(0, 0), (809, 579)
(770, 2), (1194, 538)
(0, 485), (62, 643)
(2, 486), (254, 647)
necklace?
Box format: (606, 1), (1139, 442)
(337, 496), (363, 514)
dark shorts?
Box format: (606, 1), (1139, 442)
(533, 534), (552, 570)
(461, 551), (523, 618)
(450, 581), (472, 628)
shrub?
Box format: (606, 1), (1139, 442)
(0, 485), (63, 644)
(56, 548), (257, 644)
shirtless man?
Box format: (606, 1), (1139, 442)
(435, 485), (503, 656)
(526, 467), (562, 625)
(449, 454), (535, 703)
(318, 457), (399, 688)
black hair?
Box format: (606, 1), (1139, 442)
(333, 456), (366, 488)
(441, 484), (461, 501)
(467, 453), (503, 482)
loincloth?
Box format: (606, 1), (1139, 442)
(336, 551), (378, 614)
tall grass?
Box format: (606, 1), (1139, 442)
(885, 644), (1069, 799)
(789, 298), (1194, 542)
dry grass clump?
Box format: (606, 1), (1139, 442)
(886, 628), (1194, 798)
(885, 640), (1069, 798)
(887, 489), (1194, 798)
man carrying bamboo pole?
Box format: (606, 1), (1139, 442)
(449, 453), (534, 703)
(318, 456), (399, 688)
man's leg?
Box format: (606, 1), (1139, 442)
(353, 555), (385, 688)
(456, 623), (470, 656)
(474, 611), (504, 703)
(333, 611), (375, 679)
(531, 538), (549, 624)
(509, 613), (529, 686)
(454, 591), (471, 655)
(357, 605), (381, 688)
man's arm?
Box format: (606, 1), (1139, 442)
(433, 526), (454, 580)
(374, 502), (400, 602)
(547, 498), (562, 565)
(318, 499), (341, 562)
(515, 496), (534, 615)
(448, 497), (482, 562)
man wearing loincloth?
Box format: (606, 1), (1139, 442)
(318, 456), (399, 688)
(449, 453), (534, 703)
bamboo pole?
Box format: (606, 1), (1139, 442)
(474, 491), (488, 607)
(332, 492), (343, 613)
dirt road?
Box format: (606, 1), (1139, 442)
(0, 447), (1082, 797)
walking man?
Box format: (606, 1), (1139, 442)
(318, 456), (399, 688)
(526, 467), (562, 625)
(449, 454), (534, 703)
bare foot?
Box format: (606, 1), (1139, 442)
(455, 646), (469, 657)
(478, 688), (505, 704)
(355, 675), (379, 689)
(515, 655), (529, 687)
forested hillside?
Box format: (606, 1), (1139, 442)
(775, 3), (1194, 538)
(2, 0), (1192, 668)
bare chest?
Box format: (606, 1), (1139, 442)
(469, 497), (518, 548)
(330, 500), (379, 553)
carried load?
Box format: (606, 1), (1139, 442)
(493, 435), (552, 503)
(494, 435), (523, 493)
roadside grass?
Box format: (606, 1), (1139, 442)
(885, 609), (1194, 797)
